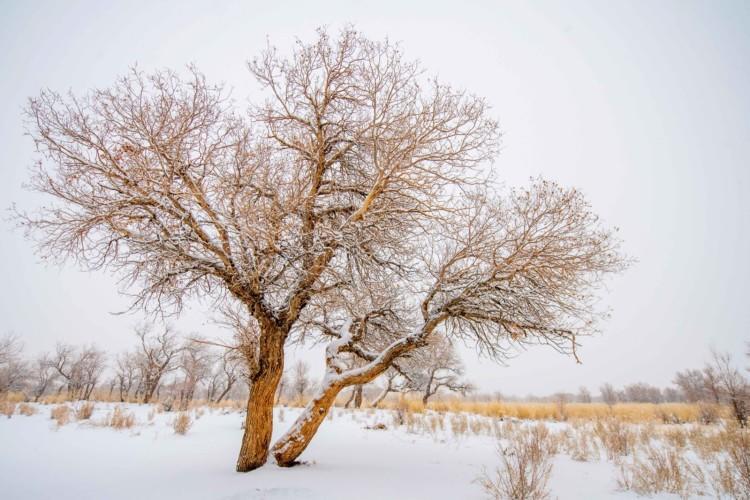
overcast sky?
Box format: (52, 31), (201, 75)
(1, 0), (748, 396)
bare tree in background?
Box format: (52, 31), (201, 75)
(30, 354), (57, 402)
(213, 351), (243, 403)
(577, 387), (592, 404)
(134, 325), (180, 404)
(291, 361), (310, 406)
(177, 342), (211, 410)
(674, 369), (707, 403)
(599, 384), (618, 408)
(272, 179), (626, 466)
(409, 336), (473, 404)
(18, 27), (498, 471)
(115, 352), (139, 402)
(50, 344), (106, 400)
(711, 351), (749, 427)
(0, 334), (28, 394)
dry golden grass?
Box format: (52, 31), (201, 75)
(50, 405), (71, 427)
(0, 400), (16, 418)
(106, 406), (135, 429)
(477, 424), (555, 500)
(618, 444), (706, 499)
(377, 398), (717, 424)
(18, 403), (37, 416)
(712, 425), (750, 499)
(75, 402), (95, 420)
(172, 412), (192, 435)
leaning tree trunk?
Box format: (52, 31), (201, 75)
(272, 380), (345, 466)
(236, 330), (285, 472)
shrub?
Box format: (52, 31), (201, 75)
(50, 405), (71, 427)
(173, 412), (192, 435)
(107, 406), (135, 429)
(477, 424), (555, 500)
(75, 402), (95, 420)
(594, 418), (634, 460)
(18, 403), (37, 416)
(712, 426), (750, 499)
(618, 444), (705, 499)
(0, 401), (16, 418)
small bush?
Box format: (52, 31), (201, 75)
(107, 406), (135, 429)
(712, 426), (750, 499)
(0, 401), (16, 418)
(618, 444), (705, 499)
(173, 412), (192, 435)
(477, 424), (555, 500)
(18, 403), (37, 416)
(75, 402), (95, 420)
(50, 405), (71, 427)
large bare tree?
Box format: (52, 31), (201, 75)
(19, 28), (498, 470)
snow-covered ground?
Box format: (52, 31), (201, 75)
(0, 403), (676, 499)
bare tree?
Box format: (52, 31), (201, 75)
(0, 334), (28, 394)
(291, 361), (310, 406)
(177, 342), (211, 410)
(710, 351), (749, 427)
(702, 364), (723, 404)
(30, 354), (57, 402)
(115, 352), (139, 402)
(370, 368), (402, 408)
(215, 351), (242, 403)
(271, 179), (626, 465)
(599, 384), (618, 408)
(408, 336), (473, 404)
(674, 369), (707, 403)
(622, 382), (663, 403)
(49, 344), (106, 400)
(577, 386), (592, 404)
(134, 325), (180, 404)
(18, 27), (499, 471)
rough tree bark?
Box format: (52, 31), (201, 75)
(236, 329), (285, 472)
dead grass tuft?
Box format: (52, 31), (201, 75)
(75, 402), (95, 420)
(172, 412), (192, 435)
(50, 404), (71, 427)
(477, 424), (555, 500)
(106, 406), (135, 429)
(18, 403), (37, 416)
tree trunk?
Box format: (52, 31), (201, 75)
(236, 330), (285, 472)
(216, 381), (234, 404)
(371, 381), (391, 408)
(272, 381), (344, 466)
(353, 385), (363, 408)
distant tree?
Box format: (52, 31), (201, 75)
(177, 342), (211, 410)
(50, 344), (106, 400)
(577, 386), (592, 404)
(212, 351), (243, 403)
(710, 351), (749, 427)
(409, 336), (473, 405)
(30, 354), (57, 402)
(0, 334), (28, 394)
(622, 382), (663, 403)
(600, 383), (618, 407)
(134, 325), (180, 404)
(674, 369), (706, 403)
(291, 361), (310, 406)
(115, 352), (139, 402)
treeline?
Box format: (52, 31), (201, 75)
(0, 327), (248, 409)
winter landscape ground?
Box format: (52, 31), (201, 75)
(0, 401), (746, 499)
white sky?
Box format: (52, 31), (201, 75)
(1, 0), (748, 396)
